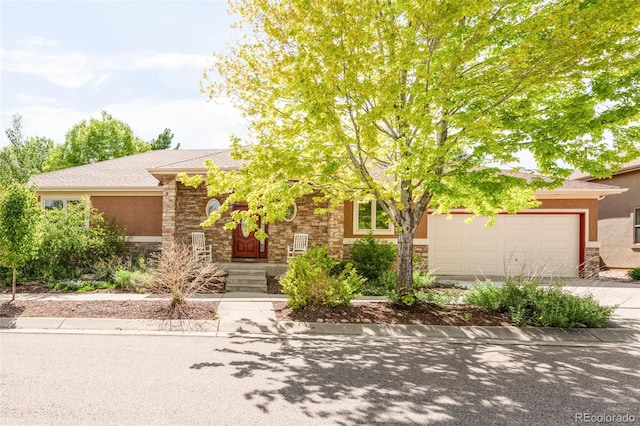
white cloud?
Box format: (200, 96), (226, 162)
(15, 36), (59, 49)
(104, 97), (248, 148)
(129, 53), (212, 70)
(1, 47), (99, 88)
(1, 42), (212, 89)
(1, 105), (86, 143)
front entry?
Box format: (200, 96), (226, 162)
(232, 206), (268, 259)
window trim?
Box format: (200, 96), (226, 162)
(353, 200), (394, 235)
(206, 199), (221, 217)
(284, 202), (297, 222)
(634, 207), (640, 244)
(42, 198), (81, 210)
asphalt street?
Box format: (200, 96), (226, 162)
(1, 332), (639, 425)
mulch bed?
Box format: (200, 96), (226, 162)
(0, 300), (219, 320)
(2, 278), (512, 326)
(274, 301), (513, 326)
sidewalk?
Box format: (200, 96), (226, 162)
(1, 291), (639, 345)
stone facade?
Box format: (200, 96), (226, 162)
(126, 241), (161, 256)
(583, 246), (600, 278)
(170, 179), (342, 263)
(174, 182), (233, 262)
(254, 192), (334, 263)
(161, 176), (177, 245)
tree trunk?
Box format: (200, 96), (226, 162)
(12, 267), (16, 302)
(396, 227), (414, 295)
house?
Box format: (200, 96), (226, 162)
(30, 149), (626, 278)
(572, 159), (640, 269)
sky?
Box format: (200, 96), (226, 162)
(0, 0), (246, 149)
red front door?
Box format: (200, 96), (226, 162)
(232, 206), (268, 259)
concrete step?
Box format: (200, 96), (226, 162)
(226, 269), (267, 293)
(228, 269), (265, 277)
(226, 283), (268, 293)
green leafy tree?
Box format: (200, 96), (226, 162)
(1, 114), (54, 184)
(44, 111), (150, 171)
(150, 128), (179, 150)
(195, 0), (640, 299)
(0, 184), (42, 300)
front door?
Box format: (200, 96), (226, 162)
(232, 206), (268, 259)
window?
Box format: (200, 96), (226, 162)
(284, 202), (297, 222)
(43, 199), (80, 210)
(635, 208), (640, 244)
(354, 200), (393, 235)
(206, 199), (220, 217)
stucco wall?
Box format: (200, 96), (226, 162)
(588, 169), (640, 268)
(91, 195), (162, 237)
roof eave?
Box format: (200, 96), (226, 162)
(147, 166), (239, 180)
(535, 188), (628, 199)
(35, 186), (163, 195)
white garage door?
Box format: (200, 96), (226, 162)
(428, 214), (580, 277)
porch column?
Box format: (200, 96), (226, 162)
(162, 176), (177, 245)
(327, 203), (344, 261)
(583, 243), (600, 278)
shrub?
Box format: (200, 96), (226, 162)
(50, 279), (114, 293)
(148, 240), (225, 317)
(113, 268), (152, 290)
(387, 270), (441, 306)
(281, 246), (364, 309)
(360, 270), (396, 296)
(465, 279), (615, 328)
(418, 289), (462, 307)
(629, 267), (640, 281)
(351, 233), (396, 282)
(27, 199), (127, 281)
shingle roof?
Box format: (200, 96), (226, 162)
(30, 149), (236, 189)
(570, 158), (640, 180)
(503, 170), (621, 191)
(29, 149), (624, 197)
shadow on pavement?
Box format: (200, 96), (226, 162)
(189, 337), (640, 424)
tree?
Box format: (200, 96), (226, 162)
(150, 128), (179, 150)
(44, 111), (150, 171)
(0, 184), (42, 300)
(196, 0), (640, 297)
(1, 114), (54, 184)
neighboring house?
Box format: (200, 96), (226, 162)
(572, 159), (640, 269)
(30, 150), (626, 278)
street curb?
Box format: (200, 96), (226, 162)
(2, 317), (639, 346)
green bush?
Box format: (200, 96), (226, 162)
(360, 270), (396, 296)
(114, 268), (152, 290)
(418, 289), (462, 307)
(281, 246), (364, 309)
(629, 267), (640, 281)
(351, 233), (396, 282)
(386, 270), (442, 306)
(26, 198), (127, 280)
(50, 279), (114, 293)
(465, 279), (615, 328)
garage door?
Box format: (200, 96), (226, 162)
(428, 214), (580, 277)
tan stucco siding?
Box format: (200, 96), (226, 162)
(587, 169), (640, 268)
(91, 196), (162, 237)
